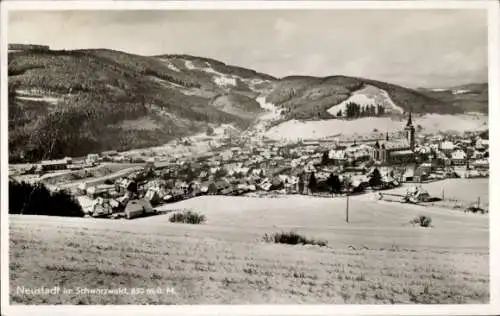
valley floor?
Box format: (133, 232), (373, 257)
(9, 195), (488, 304)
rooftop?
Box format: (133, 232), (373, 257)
(390, 150), (414, 156)
(380, 140), (410, 150)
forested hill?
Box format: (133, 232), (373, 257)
(8, 45), (487, 162)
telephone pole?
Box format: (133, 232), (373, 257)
(346, 189), (349, 223)
(345, 175), (350, 223)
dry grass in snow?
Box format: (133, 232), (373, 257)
(9, 195), (488, 304)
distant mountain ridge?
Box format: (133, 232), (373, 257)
(8, 43), (50, 52)
(416, 83), (488, 113)
(7, 45), (488, 162)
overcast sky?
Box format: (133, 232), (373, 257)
(9, 9), (488, 88)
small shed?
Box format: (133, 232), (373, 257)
(124, 199), (155, 219)
(124, 200), (143, 219)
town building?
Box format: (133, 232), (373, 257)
(451, 149), (467, 165)
(372, 111), (416, 165)
(86, 153), (100, 165)
(39, 157), (72, 172)
(439, 141), (455, 155)
(329, 149), (347, 165)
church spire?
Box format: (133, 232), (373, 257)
(405, 107), (416, 151)
(406, 108), (413, 127)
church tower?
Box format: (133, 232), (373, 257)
(405, 110), (415, 151)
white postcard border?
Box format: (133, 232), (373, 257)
(1, 1), (499, 315)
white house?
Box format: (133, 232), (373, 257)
(451, 149), (467, 165)
(439, 141), (455, 154)
(86, 153), (100, 164)
(475, 138), (489, 150)
(472, 159), (489, 170)
(329, 149), (347, 165)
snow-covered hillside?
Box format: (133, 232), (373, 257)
(430, 88), (448, 92)
(242, 78), (271, 92)
(256, 96), (282, 121)
(181, 60), (238, 88)
(158, 58), (181, 72)
(245, 96), (284, 136)
(181, 60), (272, 90)
(327, 84), (404, 116)
(452, 89), (472, 95)
(427, 88), (475, 95)
(264, 114), (488, 141)
(184, 60), (196, 70)
(15, 90), (61, 105)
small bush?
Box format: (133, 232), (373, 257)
(410, 215), (432, 227)
(263, 231), (328, 247)
(466, 206), (486, 214)
(169, 210), (206, 224)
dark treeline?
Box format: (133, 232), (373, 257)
(305, 168), (383, 194)
(479, 130), (488, 140)
(306, 172), (342, 194)
(8, 44), (50, 51)
(9, 180), (84, 217)
(337, 102), (386, 118)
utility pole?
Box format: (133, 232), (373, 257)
(346, 189), (349, 223)
(345, 175), (350, 223)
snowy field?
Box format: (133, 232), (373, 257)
(327, 85), (404, 116)
(10, 195), (488, 304)
(265, 114), (488, 141)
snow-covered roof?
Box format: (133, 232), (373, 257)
(415, 146), (432, 154)
(440, 141), (455, 150)
(476, 139), (489, 147)
(403, 168), (414, 177)
(390, 150), (414, 156)
(329, 149), (347, 160)
(40, 158), (69, 166)
(380, 139), (410, 150)
(451, 150), (467, 159)
(472, 159), (488, 165)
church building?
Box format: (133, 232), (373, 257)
(372, 111), (416, 165)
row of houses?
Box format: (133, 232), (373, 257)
(71, 137), (488, 215)
(29, 150), (137, 174)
